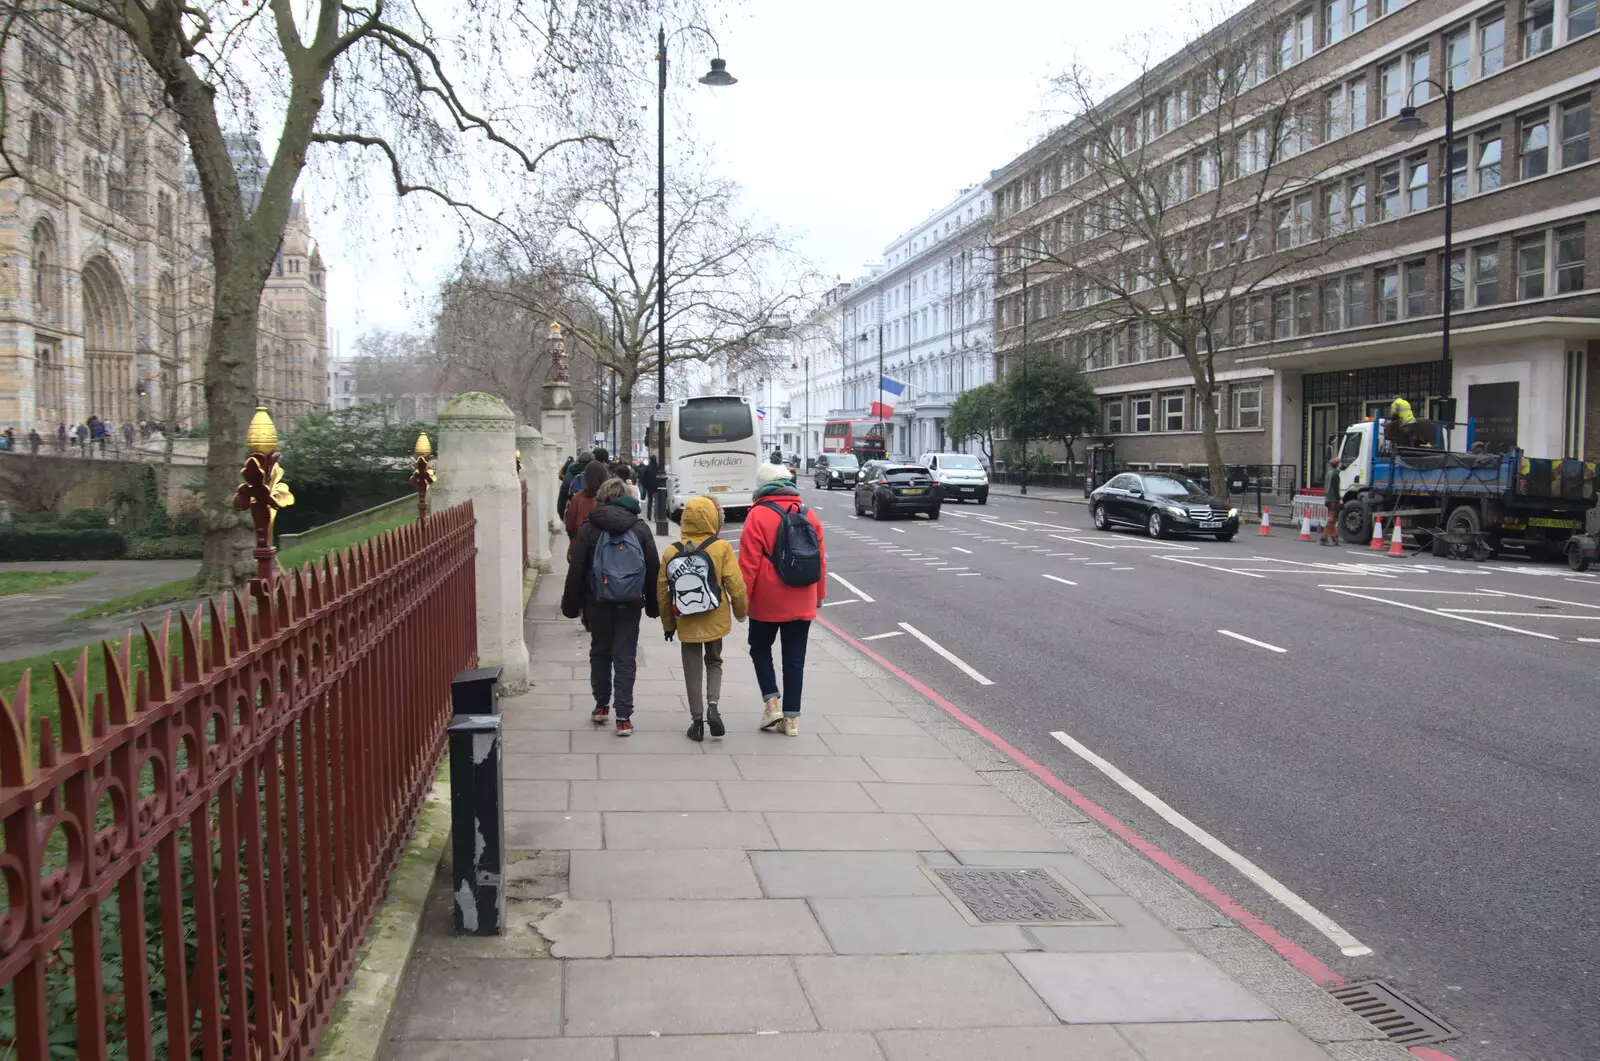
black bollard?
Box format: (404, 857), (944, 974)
(448, 712), (505, 935)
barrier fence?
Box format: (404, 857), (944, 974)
(0, 502), (477, 1061)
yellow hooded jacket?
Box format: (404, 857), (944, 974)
(657, 495), (748, 643)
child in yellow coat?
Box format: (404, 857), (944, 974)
(658, 495), (749, 741)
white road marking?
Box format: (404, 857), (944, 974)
(898, 623), (994, 685)
(1317, 586), (1505, 596)
(1469, 588), (1600, 610)
(1042, 574), (1078, 586)
(956, 572), (983, 577)
(821, 599), (859, 607)
(1568, 578), (1597, 586)
(946, 511), (970, 518)
(1048, 729), (1373, 958)
(1157, 556), (1267, 579)
(827, 572), (875, 603)
(1439, 610), (1600, 620)
(860, 631), (904, 641)
(1084, 561), (1117, 567)
(937, 567), (970, 572)
(1049, 533), (1086, 544)
(1577, 637), (1600, 643)
(1045, 552), (1076, 557)
(925, 561), (948, 566)
(1218, 629), (1287, 653)
(1019, 519), (1076, 531)
(1110, 566), (1135, 571)
(1321, 588), (1560, 640)
(891, 527), (906, 534)
(952, 546), (973, 554)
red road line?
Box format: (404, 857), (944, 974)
(817, 614), (1459, 1061)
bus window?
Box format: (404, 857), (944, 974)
(679, 399), (753, 443)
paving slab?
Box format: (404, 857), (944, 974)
(537, 899), (612, 958)
(569, 848), (763, 900)
(862, 782), (1027, 816)
(795, 953), (1057, 1030)
(504, 811), (603, 850)
(1007, 952), (1278, 1024)
(861, 757), (989, 785)
(916, 814), (1070, 852)
(611, 899), (832, 955)
(564, 956), (818, 1036)
(810, 896), (1035, 954)
(749, 851), (943, 898)
(503, 753), (598, 780)
(719, 780), (877, 813)
(734, 755), (881, 782)
(502, 709), (612, 730)
(602, 811), (777, 850)
(386, 1040), (616, 1061)
(709, 732), (835, 755)
(598, 753), (741, 780)
(617, 1031), (884, 1061)
(572, 729), (706, 754)
(820, 733), (956, 759)
(875, 1025), (1142, 1061)
(1022, 896), (1190, 952)
(569, 779), (726, 811)
(391, 956), (562, 1039)
(764, 811), (940, 851)
(504, 780), (569, 812)
(823, 716), (928, 736)
(1117, 1020), (1337, 1060)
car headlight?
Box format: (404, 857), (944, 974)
(1227, 507), (1239, 517)
(1164, 505), (1187, 518)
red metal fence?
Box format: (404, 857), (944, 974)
(0, 502), (477, 1061)
(520, 479), (529, 570)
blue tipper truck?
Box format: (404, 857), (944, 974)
(1333, 418), (1598, 568)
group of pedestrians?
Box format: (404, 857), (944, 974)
(560, 455), (825, 740)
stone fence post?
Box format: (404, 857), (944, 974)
(516, 423), (553, 572)
(431, 393), (529, 692)
(541, 439), (564, 534)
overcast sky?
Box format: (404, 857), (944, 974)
(310, 0), (1204, 356)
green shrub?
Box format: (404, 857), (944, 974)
(125, 536), (202, 560)
(61, 508), (113, 531)
(0, 528), (127, 561)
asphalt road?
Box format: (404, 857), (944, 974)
(782, 483), (1599, 1061)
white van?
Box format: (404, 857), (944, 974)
(916, 452), (990, 504)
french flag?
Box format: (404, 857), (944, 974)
(873, 374), (906, 419)
(755, 408), (767, 421)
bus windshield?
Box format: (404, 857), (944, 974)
(679, 398), (754, 443)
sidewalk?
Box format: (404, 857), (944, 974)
(381, 541), (1407, 1061)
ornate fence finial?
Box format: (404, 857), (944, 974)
(515, 448), (523, 475)
(233, 406), (294, 599)
(411, 431), (436, 520)
(548, 320), (569, 383)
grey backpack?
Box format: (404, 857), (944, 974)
(589, 526), (647, 603)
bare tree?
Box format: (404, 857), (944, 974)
(0, 0), (695, 588)
(996, 12), (1378, 490)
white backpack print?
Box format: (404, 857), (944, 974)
(666, 537), (721, 616)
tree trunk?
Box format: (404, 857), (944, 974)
(197, 277), (265, 590)
(1195, 378), (1228, 500)
(618, 376), (635, 459)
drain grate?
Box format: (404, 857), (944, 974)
(925, 867), (1115, 926)
(1331, 980), (1458, 1046)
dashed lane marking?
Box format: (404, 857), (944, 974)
(898, 622), (994, 685)
(952, 546), (973, 554)
(860, 631), (904, 641)
(1218, 629), (1287, 653)
(1042, 574), (1078, 586)
(827, 572), (875, 603)
(937, 567), (970, 573)
(1321, 587), (1560, 640)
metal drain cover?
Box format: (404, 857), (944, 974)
(925, 866), (1115, 926)
(1331, 980), (1458, 1046)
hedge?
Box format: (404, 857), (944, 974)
(0, 528), (127, 561)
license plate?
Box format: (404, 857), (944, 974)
(1198, 520), (1222, 529)
(960, 486), (975, 492)
(710, 486), (728, 492)
(901, 488), (924, 495)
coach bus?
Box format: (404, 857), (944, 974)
(662, 394), (762, 522)
(822, 418), (888, 460)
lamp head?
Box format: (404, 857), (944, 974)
(1390, 106), (1426, 138)
(699, 58), (737, 86)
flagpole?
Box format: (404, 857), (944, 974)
(877, 320), (884, 454)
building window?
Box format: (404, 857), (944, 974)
(1325, 0), (1347, 43)
(1377, 265), (1401, 320)
(1556, 225), (1586, 292)
(1132, 395), (1154, 432)
(1572, 0), (1598, 37)
(1406, 154), (1430, 212)
(1477, 128), (1503, 190)
(1104, 398), (1125, 433)
(1560, 95), (1590, 167)
(1407, 47), (1431, 103)
(1348, 177), (1368, 225)
(1250, 296), (1269, 342)
(1275, 203), (1293, 250)
(1346, 273), (1369, 325)
(1474, 245), (1501, 304)
(1516, 234), (1546, 298)
(1480, 13), (1506, 75)
(1295, 287), (1314, 334)
(1449, 250), (1467, 310)
(1321, 279), (1343, 330)
(1380, 0), (1404, 13)
(1404, 259), (1428, 316)
(1378, 163), (1401, 219)
(1520, 114), (1550, 178)
(1280, 10), (1313, 68)
(1322, 184), (1345, 235)
(1234, 387), (1263, 429)
(1449, 138), (1469, 199)
(1162, 392), (1186, 431)
(1379, 61), (1403, 118)
(1445, 28), (1471, 87)
(1522, 0), (1554, 56)
(1273, 292), (1292, 338)
(1352, 0), (1369, 30)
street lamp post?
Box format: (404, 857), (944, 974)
(656, 26), (736, 535)
(1391, 78), (1455, 414)
(1019, 258), (1030, 495)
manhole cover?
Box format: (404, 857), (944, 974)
(1331, 980), (1458, 1046)
(925, 866), (1115, 926)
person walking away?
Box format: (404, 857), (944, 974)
(640, 456), (661, 520)
(612, 462), (639, 498)
(557, 454), (578, 520)
(658, 495), (747, 742)
(562, 478), (659, 736)
(739, 463), (826, 736)
(56, 423), (66, 451)
(1320, 457), (1344, 546)
(28, 428), (41, 454)
(565, 459), (610, 560)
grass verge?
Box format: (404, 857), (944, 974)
(0, 571), (94, 597)
(67, 507), (417, 622)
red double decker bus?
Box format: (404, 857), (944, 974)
(823, 419), (888, 460)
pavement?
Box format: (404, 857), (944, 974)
(0, 558), (200, 662)
(381, 536), (1412, 1061)
(802, 486), (1600, 1061)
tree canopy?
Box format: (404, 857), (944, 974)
(1001, 353), (1099, 468)
(944, 383), (1005, 466)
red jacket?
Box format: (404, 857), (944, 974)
(738, 489), (826, 622)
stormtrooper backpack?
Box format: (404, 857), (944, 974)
(666, 536), (722, 616)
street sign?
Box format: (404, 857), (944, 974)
(651, 402), (671, 422)
(592, 432), (605, 443)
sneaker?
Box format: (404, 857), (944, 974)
(686, 718), (705, 742)
(591, 704), (611, 725)
(706, 704), (725, 738)
(781, 716), (799, 737)
(759, 696), (783, 731)
(616, 718), (633, 737)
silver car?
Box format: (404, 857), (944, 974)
(915, 452), (990, 504)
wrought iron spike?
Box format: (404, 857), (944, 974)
(0, 670), (35, 785)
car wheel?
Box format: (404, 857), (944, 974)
(853, 494), (864, 517)
(1214, 532), (1236, 542)
(1092, 503), (1109, 530)
(1147, 511), (1167, 539)
(927, 506), (941, 520)
(977, 491), (988, 505)
(1338, 500), (1373, 545)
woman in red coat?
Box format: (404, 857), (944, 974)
(737, 463), (826, 736)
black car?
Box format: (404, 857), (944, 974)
(854, 462), (940, 520)
(1089, 472), (1239, 540)
(813, 453), (860, 490)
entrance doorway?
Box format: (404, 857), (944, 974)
(1306, 403), (1338, 486)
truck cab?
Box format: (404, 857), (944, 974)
(1335, 421), (1380, 501)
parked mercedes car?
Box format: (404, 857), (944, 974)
(813, 453), (860, 490)
(854, 461), (940, 520)
(915, 451), (989, 504)
(1089, 472), (1239, 540)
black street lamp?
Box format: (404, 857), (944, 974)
(656, 26), (737, 534)
(1391, 77), (1455, 416)
(1019, 258), (1030, 495)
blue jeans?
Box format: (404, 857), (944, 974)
(747, 619), (810, 717)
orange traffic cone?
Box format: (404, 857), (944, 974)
(1258, 507), (1272, 536)
(1369, 515), (1385, 550)
(1387, 517), (1405, 555)
(1298, 515), (1313, 541)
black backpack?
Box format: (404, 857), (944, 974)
(758, 500), (822, 587)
